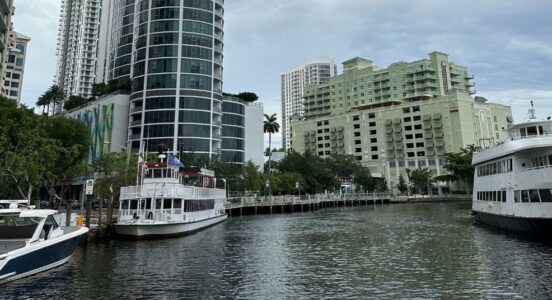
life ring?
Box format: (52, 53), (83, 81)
(146, 211), (153, 219)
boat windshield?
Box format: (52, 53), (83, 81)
(0, 215), (43, 239)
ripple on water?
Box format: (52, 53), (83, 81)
(2, 203), (552, 299)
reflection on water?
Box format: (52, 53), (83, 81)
(2, 203), (552, 299)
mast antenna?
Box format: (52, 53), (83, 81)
(525, 100), (537, 121)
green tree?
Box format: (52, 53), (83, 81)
(236, 92), (259, 102)
(35, 95), (50, 115)
(277, 151), (340, 194)
(436, 145), (479, 192)
(324, 154), (360, 178)
(397, 174), (408, 194)
(92, 82), (107, 97)
(409, 167), (436, 195)
(63, 95), (88, 111)
(243, 161), (262, 192)
(263, 113), (280, 173)
(1, 97), (94, 205)
(41, 116), (91, 208)
(94, 152), (138, 226)
(40, 84), (66, 114)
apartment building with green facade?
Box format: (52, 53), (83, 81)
(290, 52), (513, 193)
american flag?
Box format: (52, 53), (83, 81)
(139, 153), (149, 174)
(202, 177), (210, 188)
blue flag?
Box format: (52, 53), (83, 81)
(168, 153), (185, 168)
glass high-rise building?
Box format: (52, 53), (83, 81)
(106, 0), (224, 159)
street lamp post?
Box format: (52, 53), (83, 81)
(265, 180), (271, 198)
(295, 181), (300, 198)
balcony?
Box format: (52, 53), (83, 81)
(131, 106), (143, 113)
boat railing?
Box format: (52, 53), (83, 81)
(120, 184), (226, 200)
(520, 164), (552, 172)
(513, 133), (552, 140)
(119, 208), (186, 222)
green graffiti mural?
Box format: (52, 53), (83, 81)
(75, 103), (115, 162)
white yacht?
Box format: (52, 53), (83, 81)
(472, 103), (552, 234)
(0, 200), (88, 284)
(115, 157), (228, 239)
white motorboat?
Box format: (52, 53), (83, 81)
(115, 155), (228, 239)
(472, 103), (552, 234)
(0, 200), (89, 284)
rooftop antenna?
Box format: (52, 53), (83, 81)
(525, 100), (537, 121)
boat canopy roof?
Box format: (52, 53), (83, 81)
(19, 210), (58, 218)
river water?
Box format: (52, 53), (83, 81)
(2, 202), (552, 299)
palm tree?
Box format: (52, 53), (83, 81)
(45, 84), (66, 115)
(263, 113), (280, 172)
(36, 95), (50, 115)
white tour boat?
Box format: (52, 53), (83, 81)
(115, 155), (228, 239)
(0, 200), (89, 284)
(472, 103), (552, 234)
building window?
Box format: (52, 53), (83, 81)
(403, 107), (410, 113)
(412, 106), (420, 112)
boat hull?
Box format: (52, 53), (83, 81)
(115, 214), (228, 239)
(0, 228), (88, 285)
(473, 210), (552, 235)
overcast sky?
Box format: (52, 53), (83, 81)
(13, 0), (552, 148)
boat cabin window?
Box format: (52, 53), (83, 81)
(514, 189), (552, 203)
(148, 168), (177, 179)
(130, 200), (138, 210)
(44, 215), (59, 230)
(520, 125), (546, 138)
(163, 199), (172, 209)
(529, 190), (540, 203)
(0, 215), (42, 239)
(527, 126), (538, 136)
(539, 189), (552, 202)
(521, 190), (529, 203)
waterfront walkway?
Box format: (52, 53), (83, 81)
(224, 193), (472, 216)
(225, 193), (390, 216)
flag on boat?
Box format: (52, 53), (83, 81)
(202, 176), (210, 188)
(139, 153), (149, 174)
(168, 153), (185, 168)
